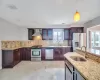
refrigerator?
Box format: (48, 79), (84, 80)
(73, 33), (86, 51)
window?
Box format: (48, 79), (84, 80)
(53, 29), (64, 43)
(91, 32), (100, 47)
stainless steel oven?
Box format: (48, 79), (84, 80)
(31, 49), (41, 61)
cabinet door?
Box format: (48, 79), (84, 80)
(77, 27), (84, 33)
(64, 29), (70, 40)
(41, 48), (45, 60)
(13, 49), (20, 65)
(48, 29), (53, 40)
(65, 64), (72, 80)
(54, 48), (63, 60)
(28, 29), (34, 40)
(26, 48), (31, 61)
(75, 69), (86, 80)
(20, 48), (31, 61)
(42, 29), (48, 40)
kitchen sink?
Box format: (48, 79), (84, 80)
(70, 56), (86, 62)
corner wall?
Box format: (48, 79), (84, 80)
(84, 16), (100, 32)
(0, 18), (28, 69)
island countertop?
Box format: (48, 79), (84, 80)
(64, 52), (100, 80)
(76, 48), (100, 56)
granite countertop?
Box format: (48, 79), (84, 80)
(43, 46), (71, 47)
(2, 48), (21, 50)
(77, 48), (100, 56)
(2, 47), (31, 50)
(64, 52), (100, 80)
(2, 46), (71, 50)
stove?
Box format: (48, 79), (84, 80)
(31, 48), (41, 61)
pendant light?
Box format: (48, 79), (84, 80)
(74, 11), (80, 21)
(74, 0), (80, 22)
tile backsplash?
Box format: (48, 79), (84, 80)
(1, 41), (21, 49)
(1, 40), (69, 49)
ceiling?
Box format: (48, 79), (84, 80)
(0, 0), (100, 28)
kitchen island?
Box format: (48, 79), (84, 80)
(64, 52), (100, 80)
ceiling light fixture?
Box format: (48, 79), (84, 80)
(74, 11), (80, 21)
(74, 0), (80, 22)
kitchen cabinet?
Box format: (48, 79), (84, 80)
(65, 61), (73, 80)
(2, 49), (20, 68)
(41, 47), (71, 60)
(65, 58), (86, 80)
(28, 28), (35, 40)
(20, 48), (31, 61)
(64, 29), (70, 40)
(41, 48), (45, 60)
(42, 29), (53, 40)
(75, 69), (86, 80)
(54, 47), (63, 60)
(70, 27), (84, 40)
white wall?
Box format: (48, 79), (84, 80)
(0, 18), (28, 40)
(84, 16), (100, 32)
(0, 18), (28, 69)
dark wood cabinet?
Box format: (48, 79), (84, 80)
(42, 29), (53, 40)
(64, 29), (70, 40)
(28, 29), (35, 40)
(70, 27), (84, 40)
(41, 47), (71, 60)
(2, 48), (31, 68)
(41, 48), (45, 60)
(2, 49), (20, 68)
(54, 48), (63, 60)
(20, 48), (31, 61)
(54, 47), (71, 60)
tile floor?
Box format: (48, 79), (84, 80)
(0, 61), (65, 80)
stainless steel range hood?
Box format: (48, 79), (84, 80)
(32, 29), (41, 36)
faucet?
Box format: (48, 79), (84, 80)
(81, 46), (87, 58)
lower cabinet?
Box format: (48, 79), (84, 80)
(65, 64), (73, 80)
(41, 47), (71, 60)
(75, 69), (85, 80)
(2, 49), (20, 68)
(41, 48), (45, 60)
(65, 59), (86, 80)
(20, 48), (31, 61)
(54, 48), (63, 60)
(2, 48), (31, 68)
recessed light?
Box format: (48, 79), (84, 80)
(7, 4), (18, 10)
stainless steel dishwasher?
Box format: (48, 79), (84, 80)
(45, 49), (53, 59)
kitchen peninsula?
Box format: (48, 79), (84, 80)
(64, 48), (100, 80)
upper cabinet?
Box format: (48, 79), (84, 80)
(70, 27), (84, 40)
(28, 27), (84, 40)
(64, 29), (70, 40)
(42, 29), (53, 40)
(28, 29), (35, 40)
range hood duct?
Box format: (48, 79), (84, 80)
(32, 29), (41, 36)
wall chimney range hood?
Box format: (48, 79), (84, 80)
(32, 29), (41, 36)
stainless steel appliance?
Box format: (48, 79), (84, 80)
(31, 49), (41, 61)
(45, 49), (53, 59)
(73, 33), (86, 51)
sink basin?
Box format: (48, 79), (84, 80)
(70, 56), (86, 61)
